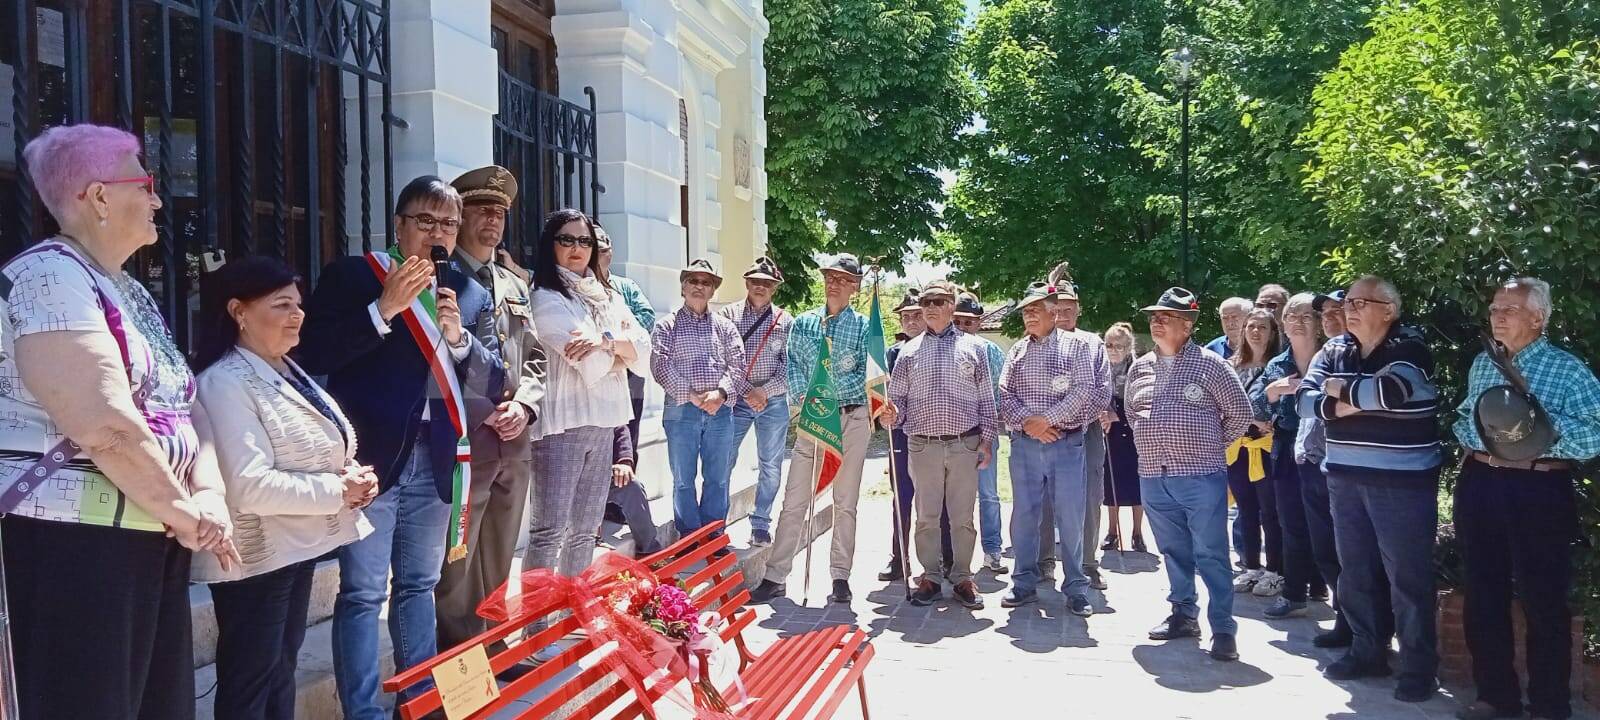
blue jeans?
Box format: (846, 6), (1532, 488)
(664, 400), (736, 535)
(1008, 431), (1089, 598)
(1328, 470), (1438, 687)
(333, 441), (450, 720)
(977, 452), (1002, 555)
(730, 394), (789, 534)
(1141, 470), (1236, 635)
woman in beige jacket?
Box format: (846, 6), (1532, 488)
(192, 256), (376, 720)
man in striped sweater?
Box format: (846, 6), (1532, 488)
(1296, 275), (1442, 704)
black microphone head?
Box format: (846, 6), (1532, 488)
(430, 245), (449, 281)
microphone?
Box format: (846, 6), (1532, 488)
(430, 245), (449, 291)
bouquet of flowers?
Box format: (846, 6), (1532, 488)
(608, 574), (737, 714)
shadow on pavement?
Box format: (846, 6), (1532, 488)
(1100, 550), (1161, 575)
(1131, 640), (1274, 692)
(995, 603), (1098, 653)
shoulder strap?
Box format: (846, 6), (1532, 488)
(740, 305), (774, 342)
(1480, 332), (1537, 398)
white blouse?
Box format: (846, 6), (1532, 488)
(528, 271), (650, 440)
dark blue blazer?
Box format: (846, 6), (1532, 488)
(296, 254), (506, 501)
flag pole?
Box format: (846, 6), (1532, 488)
(883, 426), (912, 599)
(800, 435), (824, 607)
(0, 523), (18, 720)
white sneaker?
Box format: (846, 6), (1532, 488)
(1251, 571), (1284, 597)
(982, 552), (1009, 574)
(1232, 568), (1263, 593)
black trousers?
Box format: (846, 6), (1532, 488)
(2, 515), (194, 720)
(1227, 452), (1281, 572)
(1272, 432), (1326, 602)
(1457, 457), (1577, 719)
(210, 559), (318, 720)
(1300, 461), (1388, 640)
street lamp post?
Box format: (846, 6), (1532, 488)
(1175, 47), (1194, 287)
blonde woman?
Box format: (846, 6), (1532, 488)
(1099, 322), (1146, 552)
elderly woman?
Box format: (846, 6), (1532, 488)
(1126, 287), (1252, 661)
(1228, 309), (1284, 597)
(1099, 322), (1145, 552)
(0, 124), (237, 719)
(192, 256), (376, 720)
(1250, 294), (1332, 620)
(527, 209), (650, 578)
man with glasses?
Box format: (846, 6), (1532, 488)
(1127, 287), (1252, 662)
(954, 292), (1009, 574)
(880, 289), (955, 583)
(1297, 275), (1442, 703)
(300, 175), (505, 719)
(881, 280), (999, 610)
(751, 254), (873, 605)
(1044, 270), (1113, 592)
(720, 257), (792, 548)
(434, 166), (549, 651)
(651, 259), (747, 538)
(1452, 278), (1600, 720)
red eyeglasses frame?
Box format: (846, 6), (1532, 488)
(78, 175), (156, 199)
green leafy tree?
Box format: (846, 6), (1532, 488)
(765, 0), (974, 306)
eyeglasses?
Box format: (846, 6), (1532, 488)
(1148, 312), (1188, 325)
(1345, 298), (1392, 313)
(1282, 312), (1316, 324)
(823, 273), (858, 287)
(79, 175), (156, 199)
(399, 213), (461, 234)
(920, 297), (953, 308)
(554, 233), (596, 249)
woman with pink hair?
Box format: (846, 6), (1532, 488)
(0, 124), (238, 720)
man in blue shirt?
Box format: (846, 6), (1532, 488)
(1204, 296), (1253, 359)
(1451, 277), (1600, 720)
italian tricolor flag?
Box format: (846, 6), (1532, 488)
(865, 284), (890, 419)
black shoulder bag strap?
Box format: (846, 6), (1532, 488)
(740, 305), (774, 343)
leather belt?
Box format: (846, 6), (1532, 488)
(911, 427), (982, 442)
(842, 403), (865, 412)
(1470, 451), (1576, 473)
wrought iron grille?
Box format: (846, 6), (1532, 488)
(2, 0), (395, 349)
(492, 71), (603, 264)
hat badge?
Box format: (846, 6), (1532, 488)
(487, 171), (507, 188)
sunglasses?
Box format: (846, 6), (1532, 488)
(79, 175), (156, 199)
(920, 297), (953, 308)
(554, 233), (596, 249)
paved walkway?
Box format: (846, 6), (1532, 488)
(729, 457), (1595, 720)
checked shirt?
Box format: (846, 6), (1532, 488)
(888, 325), (998, 447)
(1453, 336), (1600, 460)
(1125, 342), (1253, 477)
(785, 306), (869, 406)
(998, 329), (1104, 432)
(719, 301), (791, 397)
(650, 306), (748, 404)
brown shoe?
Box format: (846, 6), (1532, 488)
(953, 580), (984, 610)
(909, 578), (942, 606)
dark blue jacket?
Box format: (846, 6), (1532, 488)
(297, 254), (505, 501)
(1295, 324), (1441, 483)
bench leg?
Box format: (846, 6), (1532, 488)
(856, 675), (870, 720)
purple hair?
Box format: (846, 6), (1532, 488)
(21, 124), (143, 223)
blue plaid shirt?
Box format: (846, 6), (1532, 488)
(1453, 336), (1600, 460)
(786, 305), (869, 406)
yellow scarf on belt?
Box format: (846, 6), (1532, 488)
(1226, 434), (1276, 483)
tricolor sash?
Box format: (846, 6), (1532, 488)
(365, 248), (474, 563)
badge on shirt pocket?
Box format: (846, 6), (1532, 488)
(1183, 383), (1205, 403)
(1051, 375), (1072, 394)
(835, 354), (857, 373)
(958, 358), (976, 380)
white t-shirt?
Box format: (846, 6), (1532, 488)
(0, 240), (197, 531)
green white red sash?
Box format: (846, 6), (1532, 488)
(365, 248), (474, 563)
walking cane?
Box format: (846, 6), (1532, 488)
(1101, 415), (1124, 566)
(0, 522), (19, 720)
(799, 436), (823, 607)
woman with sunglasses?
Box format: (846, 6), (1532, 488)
(525, 209), (651, 584)
(0, 124), (239, 719)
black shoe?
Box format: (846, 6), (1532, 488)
(1313, 628), (1353, 648)
(1100, 533), (1120, 551)
(1148, 613), (1202, 641)
(953, 580), (984, 610)
(1068, 595), (1093, 617)
(1131, 534), (1148, 553)
(1394, 679), (1438, 703)
(1322, 654), (1392, 681)
(710, 547), (732, 559)
(748, 579), (786, 604)
(1209, 633), (1239, 661)
(878, 561), (905, 582)
(1088, 568), (1109, 591)
(909, 579), (942, 606)
(828, 579), (852, 604)
(1001, 590), (1037, 608)
(1455, 701), (1523, 720)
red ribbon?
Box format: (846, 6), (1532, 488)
(477, 552), (747, 719)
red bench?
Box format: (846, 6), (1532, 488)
(383, 521), (876, 719)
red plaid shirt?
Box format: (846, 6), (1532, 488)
(1124, 342), (1252, 477)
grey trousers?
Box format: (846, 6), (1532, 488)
(909, 434), (982, 585)
(436, 452), (532, 649)
(527, 425), (614, 577)
(1037, 422), (1105, 569)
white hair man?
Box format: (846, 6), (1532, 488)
(1451, 277), (1600, 720)
(1204, 296), (1255, 359)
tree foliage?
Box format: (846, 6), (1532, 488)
(764, 0), (973, 306)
